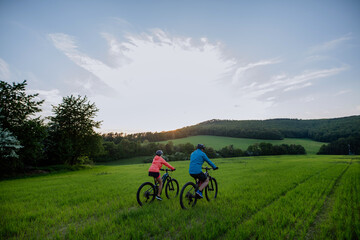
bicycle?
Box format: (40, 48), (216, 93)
(137, 168), (179, 206)
(179, 167), (218, 210)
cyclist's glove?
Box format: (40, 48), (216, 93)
(214, 167), (219, 170)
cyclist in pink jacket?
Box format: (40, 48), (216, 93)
(148, 150), (175, 201)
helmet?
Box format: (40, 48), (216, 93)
(156, 150), (163, 156)
(197, 144), (205, 150)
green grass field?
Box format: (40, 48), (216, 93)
(158, 135), (325, 155)
(1, 155), (359, 239)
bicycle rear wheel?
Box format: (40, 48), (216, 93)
(205, 177), (218, 201)
(137, 182), (156, 206)
(179, 182), (197, 210)
(165, 178), (179, 199)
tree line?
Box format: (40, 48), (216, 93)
(0, 80), (102, 176)
(100, 136), (306, 163)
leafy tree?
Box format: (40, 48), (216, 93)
(165, 141), (174, 155)
(0, 80), (46, 167)
(259, 142), (274, 155)
(218, 145), (243, 157)
(246, 143), (261, 156)
(0, 122), (23, 174)
(0, 80), (43, 129)
(47, 95), (102, 165)
(204, 147), (219, 158)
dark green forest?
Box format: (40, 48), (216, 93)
(118, 117), (360, 143)
(1, 80), (359, 177)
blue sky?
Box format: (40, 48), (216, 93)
(1, 0), (359, 133)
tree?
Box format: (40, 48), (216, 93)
(0, 80), (43, 128)
(0, 122), (23, 174)
(0, 80), (46, 168)
(47, 95), (102, 165)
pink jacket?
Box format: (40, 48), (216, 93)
(148, 156), (175, 172)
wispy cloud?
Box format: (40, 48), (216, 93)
(334, 89), (351, 96)
(231, 58), (281, 84)
(48, 33), (115, 84)
(309, 34), (352, 53)
(0, 58), (11, 81)
(281, 67), (347, 89)
(240, 66), (347, 99)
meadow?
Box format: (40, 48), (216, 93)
(1, 155), (359, 239)
(158, 135), (325, 155)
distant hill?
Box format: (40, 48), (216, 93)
(126, 115), (360, 143)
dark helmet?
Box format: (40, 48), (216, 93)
(156, 150), (163, 156)
(197, 144), (205, 150)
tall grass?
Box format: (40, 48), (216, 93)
(0, 155), (358, 239)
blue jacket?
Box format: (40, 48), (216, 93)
(189, 149), (217, 174)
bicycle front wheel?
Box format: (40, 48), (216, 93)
(180, 182), (197, 210)
(165, 178), (179, 199)
(137, 182), (156, 206)
(205, 177), (218, 201)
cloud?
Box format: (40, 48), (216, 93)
(281, 67), (347, 89)
(239, 66), (347, 99)
(47, 29), (350, 132)
(309, 34), (352, 53)
(48, 33), (78, 52)
(0, 58), (11, 81)
(48, 29), (245, 131)
(48, 30), (237, 92)
(27, 89), (63, 118)
(231, 58), (281, 84)
(334, 89), (351, 96)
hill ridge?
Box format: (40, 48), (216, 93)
(121, 115), (360, 143)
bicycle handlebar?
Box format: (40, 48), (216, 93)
(202, 166), (218, 171)
(160, 168), (175, 172)
(202, 167), (213, 170)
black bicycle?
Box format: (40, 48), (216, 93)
(179, 167), (218, 210)
(137, 168), (179, 206)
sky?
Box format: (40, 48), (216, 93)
(1, 0), (359, 133)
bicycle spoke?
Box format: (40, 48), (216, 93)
(180, 182), (197, 209)
(137, 182), (155, 206)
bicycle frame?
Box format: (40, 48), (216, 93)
(195, 167), (213, 189)
(153, 169), (173, 194)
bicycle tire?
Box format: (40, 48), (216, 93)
(165, 178), (179, 199)
(137, 182), (156, 206)
(205, 177), (218, 201)
(179, 182), (198, 210)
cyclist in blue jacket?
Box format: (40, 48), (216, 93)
(189, 144), (218, 198)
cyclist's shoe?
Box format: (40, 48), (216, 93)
(156, 196), (163, 201)
(196, 190), (203, 198)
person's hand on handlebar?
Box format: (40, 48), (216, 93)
(213, 167), (219, 170)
